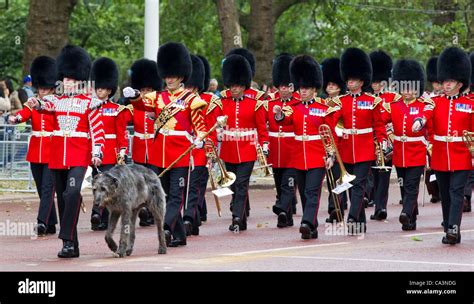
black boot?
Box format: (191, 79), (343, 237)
(299, 223), (318, 239)
(138, 207), (151, 227)
(46, 225), (56, 235)
(370, 209), (387, 221)
(35, 222), (47, 236)
(57, 240), (79, 258)
(442, 227), (461, 245)
(277, 212), (288, 228)
(399, 212), (416, 231)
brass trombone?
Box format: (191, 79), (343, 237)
(463, 130), (474, 153)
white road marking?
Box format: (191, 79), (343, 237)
(221, 242), (351, 256)
(275, 256), (474, 268)
(402, 229), (474, 238)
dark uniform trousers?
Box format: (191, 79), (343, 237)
(151, 166), (188, 240)
(425, 168), (441, 201)
(52, 167), (87, 245)
(396, 166), (424, 221)
(198, 170), (209, 220)
(91, 164), (115, 224)
(272, 167), (297, 217)
(184, 166), (208, 227)
(435, 170), (471, 230)
(225, 161), (254, 222)
(327, 163), (348, 213)
(372, 160), (392, 211)
(345, 161), (372, 223)
(464, 170), (473, 201)
(296, 168), (325, 229)
(30, 163), (57, 226)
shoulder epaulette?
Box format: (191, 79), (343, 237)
(255, 99), (268, 111)
(206, 95), (223, 115)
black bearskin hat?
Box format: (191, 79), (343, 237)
(340, 47), (372, 90)
(321, 57), (346, 93)
(369, 50), (392, 82)
(157, 42), (192, 82)
(56, 45), (91, 81)
(226, 48), (256, 77)
(197, 55), (211, 92)
(91, 57), (119, 98)
(392, 59), (425, 97)
(185, 55), (205, 92)
(272, 53), (293, 88)
(438, 47), (471, 93)
(130, 58), (162, 91)
(290, 55), (323, 90)
(426, 56), (438, 83)
(222, 54), (252, 88)
(30, 56), (57, 89)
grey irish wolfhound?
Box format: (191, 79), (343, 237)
(92, 164), (167, 257)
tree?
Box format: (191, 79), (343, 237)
(215, 0), (243, 53)
(21, 0), (78, 76)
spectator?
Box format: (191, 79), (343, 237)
(2, 78), (23, 114)
(18, 75), (35, 104)
(209, 78), (220, 96)
(0, 81), (12, 114)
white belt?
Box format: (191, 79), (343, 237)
(268, 131), (295, 138)
(223, 129), (257, 137)
(53, 130), (89, 138)
(104, 134), (117, 139)
(133, 132), (154, 140)
(342, 128), (373, 135)
(159, 129), (193, 142)
(295, 135), (321, 141)
(434, 135), (464, 143)
(392, 135), (425, 143)
(31, 131), (52, 137)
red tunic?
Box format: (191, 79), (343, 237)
(266, 91), (299, 168)
(15, 104), (54, 164)
(97, 101), (130, 165)
(332, 92), (387, 164)
(39, 94), (105, 169)
(218, 95), (269, 164)
(382, 96), (430, 167)
(127, 103), (155, 164)
(277, 97), (336, 170)
(421, 94), (474, 171)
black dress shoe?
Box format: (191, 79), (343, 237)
(370, 209), (387, 221)
(430, 196), (441, 203)
(57, 240), (79, 258)
(164, 230), (172, 247)
(287, 217), (294, 227)
(35, 223), (47, 236)
(184, 220), (193, 236)
(326, 209), (344, 223)
(139, 208), (150, 227)
(229, 217), (246, 232)
(347, 218), (366, 235)
(168, 238), (187, 247)
(191, 225), (199, 236)
(200, 214), (207, 222)
(442, 229), (461, 245)
(46, 225), (56, 235)
(299, 223), (318, 240)
(463, 197), (471, 212)
(90, 214), (102, 230)
(277, 212), (288, 228)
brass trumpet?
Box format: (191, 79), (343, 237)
(372, 140), (392, 171)
(253, 144), (273, 176)
(463, 130), (474, 153)
(319, 124), (355, 186)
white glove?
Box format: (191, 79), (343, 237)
(262, 143), (269, 156)
(273, 105), (284, 121)
(123, 87), (139, 98)
(7, 115), (18, 124)
(25, 97), (40, 109)
(193, 138), (204, 149)
(325, 155), (335, 169)
(380, 140), (388, 152)
(412, 118), (425, 133)
(119, 148), (126, 157)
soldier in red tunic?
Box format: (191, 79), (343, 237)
(413, 47), (473, 245)
(267, 53), (298, 227)
(125, 42), (208, 247)
(331, 48), (387, 234)
(274, 55), (336, 239)
(8, 56), (57, 236)
(127, 58), (163, 227)
(321, 57), (348, 223)
(219, 54), (269, 232)
(382, 59), (431, 231)
(462, 52), (474, 213)
(368, 50), (397, 220)
(27, 45), (105, 258)
(89, 57), (130, 231)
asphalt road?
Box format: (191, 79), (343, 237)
(0, 182), (472, 271)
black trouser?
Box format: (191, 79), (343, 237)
(296, 168), (325, 229)
(272, 167), (297, 217)
(52, 167), (87, 244)
(184, 166), (208, 227)
(31, 163), (57, 226)
(326, 163), (348, 213)
(464, 170), (473, 199)
(151, 166), (188, 240)
(225, 161), (254, 222)
(396, 166), (424, 221)
(435, 170), (470, 230)
(425, 169), (441, 200)
(372, 160), (392, 211)
(91, 164), (115, 224)
(344, 161), (371, 223)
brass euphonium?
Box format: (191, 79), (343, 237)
(253, 144), (273, 176)
(463, 130), (474, 153)
(319, 124), (356, 185)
